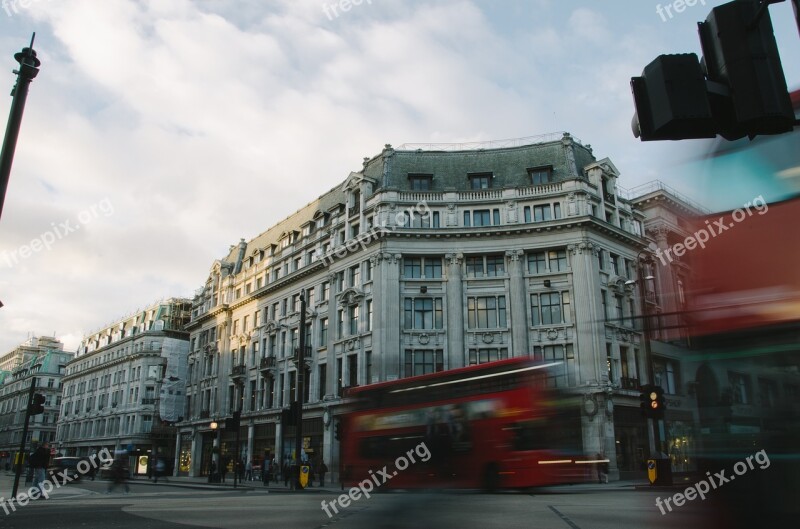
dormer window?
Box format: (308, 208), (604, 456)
(408, 173), (433, 191)
(468, 172), (492, 190)
(528, 166), (553, 185)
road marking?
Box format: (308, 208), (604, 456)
(548, 505), (582, 529)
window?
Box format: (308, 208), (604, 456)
(337, 310), (344, 339)
(318, 364), (327, 400)
(403, 257), (442, 278)
(319, 318), (328, 345)
(531, 292), (570, 325)
(548, 250), (568, 271)
(468, 173), (492, 189)
(532, 345), (570, 387)
(553, 203), (562, 219)
(528, 166), (552, 185)
(409, 174), (433, 190)
(466, 255), (505, 277)
(366, 300), (373, 332)
(321, 281), (329, 301)
(653, 359), (679, 394)
(349, 305), (360, 335)
(467, 296), (507, 328)
(610, 253), (620, 275)
(524, 206), (532, 223)
(614, 294), (624, 321)
(404, 298), (444, 329)
(473, 210), (491, 226)
(468, 348), (508, 365)
(527, 251), (547, 274)
(350, 264), (360, 287)
(404, 349), (444, 377)
(533, 205), (551, 222)
(463, 209), (500, 227)
(364, 259), (373, 281)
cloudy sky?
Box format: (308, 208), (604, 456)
(1, 0), (798, 354)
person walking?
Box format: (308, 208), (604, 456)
(319, 461), (328, 487)
(154, 458), (167, 483)
(220, 455), (227, 483)
(106, 456), (130, 494)
(29, 441), (50, 497)
(596, 453), (609, 484)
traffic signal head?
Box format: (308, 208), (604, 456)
(334, 421), (341, 441)
(29, 393), (45, 415)
(631, 54), (716, 141)
(631, 0), (794, 142)
(698, 0), (794, 139)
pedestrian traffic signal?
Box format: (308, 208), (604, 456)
(631, 0), (793, 141)
(29, 393), (45, 415)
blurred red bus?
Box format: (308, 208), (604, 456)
(340, 358), (593, 491)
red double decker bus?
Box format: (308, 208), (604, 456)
(340, 357), (593, 491)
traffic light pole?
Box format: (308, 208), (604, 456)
(0, 34), (40, 221)
(294, 290), (307, 490)
(637, 255), (661, 457)
(12, 378), (37, 498)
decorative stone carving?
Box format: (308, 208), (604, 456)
(445, 253), (463, 266)
(338, 287), (365, 307)
(505, 249), (523, 262)
(481, 333), (495, 344)
(418, 333), (430, 345)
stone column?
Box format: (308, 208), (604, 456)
(325, 272), (338, 399)
(505, 249), (528, 357)
(568, 240), (603, 385)
(383, 253), (402, 380)
(173, 431), (181, 477)
(246, 423), (254, 470)
(445, 253), (465, 368)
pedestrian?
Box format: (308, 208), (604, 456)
(29, 441), (50, 497)
(154, 458), (167, 483)
(245, 459), (253, 481)
(107, 456), (130, 494)
(319, 461), (328, 486)
(283, 459), (290, 487)
(597, 453), (609, 484)
(220, 456), (227, 483)
(209, 460), (217, 483)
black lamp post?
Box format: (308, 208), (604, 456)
(0, 34), (41, 220)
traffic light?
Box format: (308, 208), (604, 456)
(29, 393), (45, 415)
(698, 0), (794, 139)
(224, 411), (241, 430)
(653, 386), (666, 419)
(631, 0), (794, 141)
(640, 385), (667, 419)
(334, 421), (341, 441)
(631, 54), (716, 141)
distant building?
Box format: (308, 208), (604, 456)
(56, 298), (191, 476)
(176, 132), (665, 481)
(0, 336), (73, 468)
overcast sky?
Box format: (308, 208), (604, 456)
(1, 0), (798, 354)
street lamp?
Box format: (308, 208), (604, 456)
(209, 421), (219, 483)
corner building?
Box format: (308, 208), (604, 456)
(178, 133), (654, 481)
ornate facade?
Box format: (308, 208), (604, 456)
(177, 132), (664, 481)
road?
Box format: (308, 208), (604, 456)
(1, 479), (717, 529)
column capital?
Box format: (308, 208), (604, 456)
(568, 240), (599, 256)
(505, 249), (524, 262)
(445, 253), (463, 266)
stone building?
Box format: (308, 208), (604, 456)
(56, 298), (191, 476)
(177, 132), (661, 481)
(0, 336), (72, 468)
